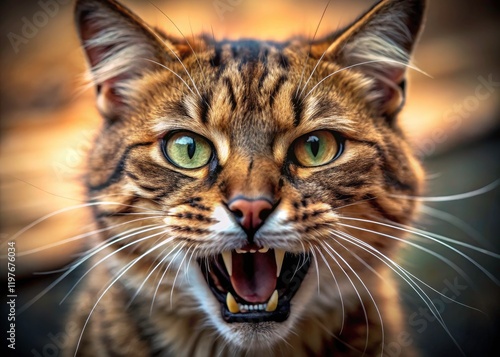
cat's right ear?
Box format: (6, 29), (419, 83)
(75, 0), (174, 120)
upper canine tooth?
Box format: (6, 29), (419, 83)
(259, 247), (269, 253)
(226, 292), (240, 313)
(222, 251), (232, 276)
(266, 290), (279, 312)
(274, 249), (285, 277)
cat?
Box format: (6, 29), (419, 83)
(65, 0), (428, 355)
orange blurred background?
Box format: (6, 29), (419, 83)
(0, 0), (499, 356)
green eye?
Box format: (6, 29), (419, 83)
(163, 131), (213, 169)
(292, 130), (342, 167)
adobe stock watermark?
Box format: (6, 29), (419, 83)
(415, 74), (500, 158)
(213, 0), (244, 21)
(31, 321), (78, 357)
(383, 277), (468, 357)
(6, 0), (71, 54)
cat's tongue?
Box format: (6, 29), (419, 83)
(230, 250), (277, 303)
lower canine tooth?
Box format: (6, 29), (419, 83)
(266, 290), (279, 312)
(226, 292), (240, 313)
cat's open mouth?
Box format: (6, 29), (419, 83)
(199, 246), (311, 323)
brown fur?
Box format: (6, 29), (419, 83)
(65, 0), (426, 355)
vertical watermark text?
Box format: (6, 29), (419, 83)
(6, 241), (17, 350)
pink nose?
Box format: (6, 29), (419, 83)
(228, 198), (273, 232)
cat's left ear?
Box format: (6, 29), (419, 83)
(318, 0), (426, 120)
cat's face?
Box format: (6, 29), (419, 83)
(77, 0), (425, 350)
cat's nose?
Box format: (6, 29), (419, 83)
(228, 197), (274, 238)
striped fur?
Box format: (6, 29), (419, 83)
(66, 0), (427, 356)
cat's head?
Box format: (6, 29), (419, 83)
(75, 0), (425, 350)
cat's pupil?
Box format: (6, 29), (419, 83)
(186, 138), (196, 159)
(307, 136), (320, 157)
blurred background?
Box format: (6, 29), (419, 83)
(0, 0), (498, 355)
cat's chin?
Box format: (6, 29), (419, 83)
(219, 320), (295, 351)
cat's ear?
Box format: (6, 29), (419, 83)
(319, 0), (426, 120)
(75, 0), (175, 120)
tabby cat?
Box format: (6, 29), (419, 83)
(65, 0), (427, 355)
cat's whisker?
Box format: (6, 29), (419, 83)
(127, 242), (181, 308)
(420, 205), (493, 250)
(318, 241), (372, 355)
(295, 0), (331, 98)
(388, 180), (499, 202)
(328, 236), (386, 282)
(394, 219), (499, 259)
(149, 3), (209, 87)
(17, 224), (167, 314)
(312, 317), (363, 355)
(4, 200), (164, 249)
(331, 230), (445, 321)
(313, 246), (346, 334)
(151, 242), (186, 313)
(308, 243), (321, 294)
(361, 212), (500, 260)
(322, 239), (387, 356)
(337, 217), (477, 289)
(89, 192), (161, 205)
(33, 225), (162, 277)
(298, 44), (330, 98)
(149, 243), (183, 295)
(148, 240), (177, 286)
(4, 174), (87, 203)
(83, 223), (161, 256)
(296, 240), (310, 275)
(127, 230), (168, 257)
(73, 236), (176, 357)
(78, 224), (166, 261)
(19, 216), (163, 257)
(304, 59), (429, 101)
(331, 229), (466, 356)
(335, 227), (481, 312)
(61, 228), (172, 304)
(169, 245), (192, 308)
(141, 24), (203, 100)
(5, 202), (121, 243)
(102, 211), (164, 217)
(141, 58), (197, 97)
(339, 217), (500, 284)
(91, 196), (164, 212)
(182, 247), (198, 286)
